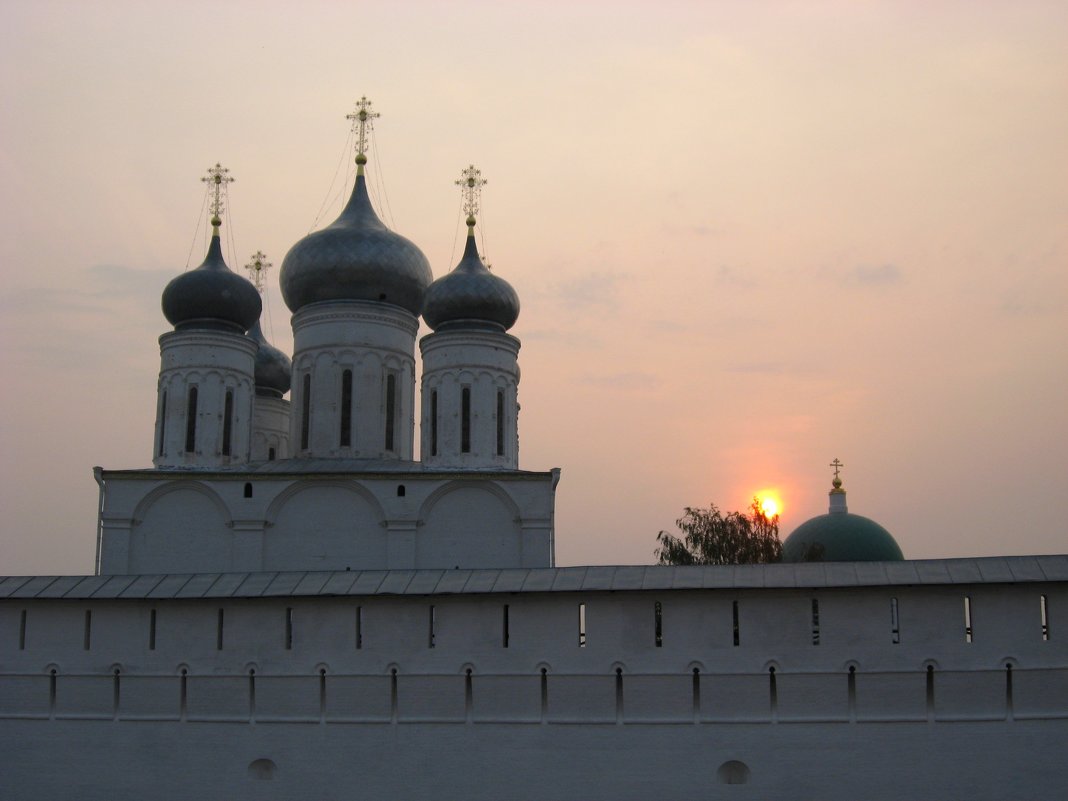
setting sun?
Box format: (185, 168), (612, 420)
(757, 494), (781, 519)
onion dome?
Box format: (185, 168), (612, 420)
(161, 226), (261, 333)
(782, 464), (904, 562)
(248, 320), (292, 398)
(279, 173), (432, 315)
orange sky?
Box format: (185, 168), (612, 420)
(1, 0), (1066, 574)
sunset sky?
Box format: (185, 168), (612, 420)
(1, 0), (1065, 575)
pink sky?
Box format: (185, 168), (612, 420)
(1, 0), (1066, 574)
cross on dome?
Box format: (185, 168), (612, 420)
(456, 165), (487, 228)
(245, 251), (271, 294)
(346, 96), (380, 172)
(201, 163), (234, 232)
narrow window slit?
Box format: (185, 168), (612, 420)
(811, 598), (820, 645)
(964, 596), (973, 643)
(461, 387), (471, 453)
(18, 609), (26, 650)
(926, 665), (935, 719)
(769, 667), (778, 719)
(615, 668), (624, 723)
(185, 386), (198, 452)
(319, 668), (327, 721)
(300, 374), (311, 451)
(847, 666), (857, 719)
(243, 482), (253, 498)
(340, 369), (353, 447)
(732, 600), (740, 647)
(540, 668), (548, 721)
(430, 390), (439, 457)
(384, 373), (396, 451)
(112, 668), (121, 720)
(83, 609), (92, 650)
(1005, 664), (1014, 719)
(49, 669), (57, 718)
(502, 604), (510, 648)
(216, 608), (224, 650)
(158, 391), (167, 457)
(428, 605), (436, 648)
(890, 597), (900, 644)
(496, 390), (505, 456)
(578, 602), (587, 647)
(654, 601), (663, 647)
(248, 668), (256, 720)
(148, 609), (157, 650)
(268, 446), (276, 461)
(465, 668), (473, 721)
(355, 606), (363, 649)
(222, 389), (234, 457)
(285, 607), (293, 650)
(1041, 594), (1050, 641)
(390, 668), (398, 722)
(692, 668), (701, 720)
(179, 669), (188, 721)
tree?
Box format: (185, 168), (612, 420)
(655, 498), (782, 565)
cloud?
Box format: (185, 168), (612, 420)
(534, 270), (626, 311)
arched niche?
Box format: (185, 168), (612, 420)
(415, 481), (521, 569)
(130, 482), (233, 573)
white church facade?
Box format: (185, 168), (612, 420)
(1, 103), (1066, 799)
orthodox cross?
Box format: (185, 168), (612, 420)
(245, 251), (271, 294)
(201, 163), (234, 230)
(456, 164), (487, 227)
(346, 96), (379, 170)
(830, 458), (844, 481)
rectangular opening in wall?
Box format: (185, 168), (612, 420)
(964, 595), (973, 643)
(428, 604), (436, 648)
(83, 609), (92, 650)
(158, 391), (167, 457)
(654, 601), (663, 647)
(216, 608), (224, 650)
(578, 602), (587, 647)
(285, 607), (293, 650)
(496, 390), (504, 456)
(890, 597), (901, 644)
(340, 369), (353, 447)
(384, 373), (396, 452)
(461, 386), (471, 453)
(356, 606), (363, 649)
(811, 599), (820, 645)
(502, 604), (510, 648)
(149, 609), (157, 650)
(300, 373), (311, 451)
(430, 390), (438, 456)
(222, 389), (234, 456)
(926, 665), (935, 718)
(18, 609), (26, 650)
(185, 386), (198, 453)
(732, 600), (740, 646)
(1041, 594), (1050, 641)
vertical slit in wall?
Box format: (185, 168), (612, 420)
(268, 446), (276, 461)
(384, 373), (396, 452)
(179, 669), (188, 721)
(769, 667), (778, 721)
(811, 599), (821, 645)
(319, 669), (327, 723)
(112, 669), (121, 721)
(355, 606), (363, 649)
(49, 669), (57, 718)
(891, 597), (900, 644)
(428, 605), (436, 648)
(1005, 664), (1014, 720)
(654, 601), (663, 647)
(185, 386), (198, 453)
(248, 669), (256, 722)
(615, 668), (624, 724)
(692, 668), (700, 722)
(460, 387), (471, 453)
(149, 609), (157, 650)
(578, 602), (587, 647)
(496, 391), (504, 456)
(540, 668), (548, 722)
(158, 391), (167, 457)
(390, 669), (398, 723)
(732, 601), (740, 646)
(926, 665), (935, 720)
(465, 669), (473, 722)
(964, 596), (973, 643)
(243, 482), (253, 498)
(340, 369), (353, 447)
(83, 609), (92, 650)
(502, 604), (510, 648)
(430, 390), (438, 456)
(285, 607), (293, 650)
(216, 608), (224, 651)
(18, 609), (26, 650)
(1041, 594), (1050, 641)
(847, 666), (857, 721)
(300, 374), (311, 451)
(222, 390), (234, 457)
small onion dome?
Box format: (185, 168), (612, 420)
(422, 232), (520, 332)
(782, 477), (904, 562)
(279, 174), (432, 315)
(248, 319), (292, 398)
(161, 233), (261, 332)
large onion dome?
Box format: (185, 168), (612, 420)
(248, 320), (292, 398)
(782, 471), (904, 562)
(161, 230), (261, 332)
(423, 228), (520, 332)
(279, 174), (432, 315)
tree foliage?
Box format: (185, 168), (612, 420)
(655, 498), (782, 565)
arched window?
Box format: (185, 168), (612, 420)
(184, 387), (198, 453)
(430, 390), (438, 456)
(384, 373), (396, 451)
(340, 369), (353, 447)
(300, 374), (311, 451)
(496, 390), (505, 456)
(158, 391), (167, 457)
(461, 387), (471, 453)
(222, 390), (234, 457)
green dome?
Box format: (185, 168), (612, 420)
(783, 512), (904, 562)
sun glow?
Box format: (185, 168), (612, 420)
(757, 493), (781, 519)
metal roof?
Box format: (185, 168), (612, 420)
(1, 556), (1065, 601)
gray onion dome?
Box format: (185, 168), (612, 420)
(161, 233), (262, 332)
(423, 232), (520, 331)
(248, 319), (292, 398)
(279, 174), (432, 315)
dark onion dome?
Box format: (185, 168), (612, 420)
(248, 319), (292, 398)
(422, 231), (520, 332)
(162, 232), (261, 332)
(782, 477), (904, 562)
(279, 174), (432, 316)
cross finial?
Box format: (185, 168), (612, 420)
(829, 457), (845, 491)
(201, 163), (234, 233)
(456, 164), (487, 229)
(245, 251), (271, 294)
(346, 96), (380, 174)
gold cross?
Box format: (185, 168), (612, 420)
(201, 163), (234, 229)
(456, 165), (487, 227)
(245, 251), (271, 294)
(830, 458), (844, 481)
(346, 96), (380, 169)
